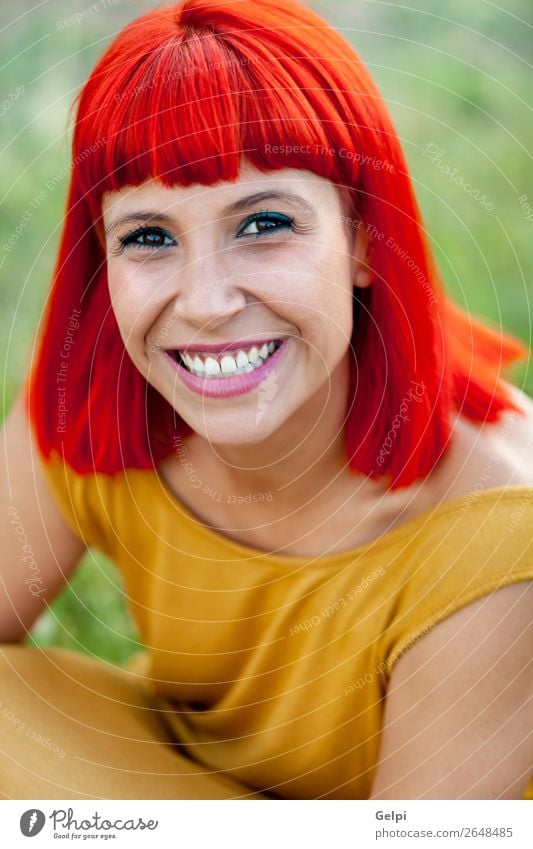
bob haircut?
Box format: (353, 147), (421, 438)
(25, 0), (528, 488)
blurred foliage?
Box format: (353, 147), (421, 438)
(26, 552), (144, 664)
(1, 0), (531, 663)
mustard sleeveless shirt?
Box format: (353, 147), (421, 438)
(39, 451), (533, 799)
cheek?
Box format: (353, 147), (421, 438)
(290, 245), (353, 344)
(107, 263), (160, 342)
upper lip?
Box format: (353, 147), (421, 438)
(166, 337), (284, 355)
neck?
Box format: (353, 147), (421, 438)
(200, 353), (368, 505)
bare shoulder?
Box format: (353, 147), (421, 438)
(487, 381), (533, 457)
(431, 381), (533, 501)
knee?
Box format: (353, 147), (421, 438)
(0, 645), (36, 739)
(0, 643), (74, 701)
(0, 643), (33, 680)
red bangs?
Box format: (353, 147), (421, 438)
(74, 14), (366, 207)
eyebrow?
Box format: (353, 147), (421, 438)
(104, 190), (317, 236)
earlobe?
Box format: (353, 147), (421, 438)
(354, 267), (373, 288)
(353, 227), (374, 288)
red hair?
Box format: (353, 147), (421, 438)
(25, 0), (528, 487)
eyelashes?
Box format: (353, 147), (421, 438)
(236, 211), (294, 239)
(118, 228), (175, 252)
(113, 211), (296, 255)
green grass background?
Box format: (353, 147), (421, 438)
(1, 0), (531, 665)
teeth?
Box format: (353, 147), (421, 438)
(220, 355), (237, 375)
(204, 356), (221, 376)
(177, 339), (281, 378)
(193, 355), (205, 374)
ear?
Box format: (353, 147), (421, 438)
(352, 224), (373, 289)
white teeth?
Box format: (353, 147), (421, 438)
(220, 355), (238, 375)
(204, 356), (221, 376)
(178, 339), (282, 378)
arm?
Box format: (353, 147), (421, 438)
(370, 581), (533, 799)
(1, 392), (273, 800)
(1, 387), (87, 642)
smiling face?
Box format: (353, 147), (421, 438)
(101, 161), (370, 446)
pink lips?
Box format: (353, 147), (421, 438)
(165, 338), (289, 399)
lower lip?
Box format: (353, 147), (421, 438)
(165, 339), (289, 399)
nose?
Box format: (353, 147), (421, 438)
(173, 254), (248, 331)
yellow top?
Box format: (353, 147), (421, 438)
(40, 451), (533, 799)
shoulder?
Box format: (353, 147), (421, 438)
(430, 382), (533, 501)
(391, 382), (533, 538)
(376, 387), (533, 714)
(37, 449), (117, 558)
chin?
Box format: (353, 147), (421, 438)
(174, 405), (287, 446)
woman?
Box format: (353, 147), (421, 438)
(1, 0), (532, 800)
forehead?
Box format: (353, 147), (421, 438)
(101, 161), (341, 220)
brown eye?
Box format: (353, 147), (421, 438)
(237, 212), (294, 238)
(140, 231), (166, 245)
(119, 226), (175, 251)
(256, 219), (278, 232)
